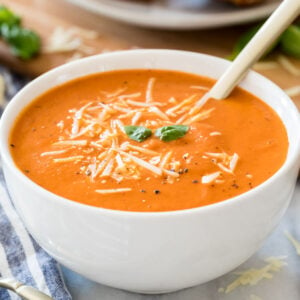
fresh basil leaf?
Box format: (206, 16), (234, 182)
(0, 6), (40, 60)
(280, 25), (300, 58)
(1, 25), (40, 60)
(124, 126), (152, 142)
(0, 6), (20, 28)
(155, 125), (189, 142)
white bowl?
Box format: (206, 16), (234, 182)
(1, 50), (300, 294)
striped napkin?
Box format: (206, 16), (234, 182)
(0, 68), (72, 300)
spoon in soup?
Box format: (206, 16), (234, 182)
(195, 0), (300, 109)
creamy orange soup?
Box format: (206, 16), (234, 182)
(10, 70), (288, 212)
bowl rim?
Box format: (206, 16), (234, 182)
(1, 49), (300, 218)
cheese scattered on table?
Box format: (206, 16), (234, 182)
(44, 26), (97, 56)
(219, 256), (287, 294)
(285, 231), (300, 255)
(284, 86), (300, 97)
(277, 55), (300, 76)
(253, 61), (279, 71)
(249, 294), (263, 300)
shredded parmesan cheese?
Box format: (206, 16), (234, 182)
(190, 92), (211, 115)
(190, 85), (209, 91)
(44, 26), (98, 56)
(119, 92), (141, 100)
(277, 55), (300, 76)
(102, 87), (127, 99)
(57, 120), (64, 131)
(185, 108), (215, 124)
(119, 151), (163, 176)
(71, 26), (99, 39)
(146, 77), (155, 103)
(66, 52), (83, 62)
(166, 95), (196, 115)
(44, 27), (82, 53)
(40, 149), (69, 157)
(220, 256), (286, 294)
(127, 100), (164, 107)
(201, 171), (221, 184)
(284, 86), (300, 97)
(115, 154), (125, 168)
(93, 152), (115, 178)
(101, 158), (115, 177)
(126, 144), (159, 156)
(253, 61), (279, 71)
(163, 169), (179, 177)
(53, 155), (84, 163)
(175, 113), (188, 124)
(114, 120), (125, 133)
(149, 106), (170, 120)
(40, 80), (240, 187)
(95, 188), (132, 194)
(53, 140), (88, 146)
(249, 295), (263, 300)
(168, 97), (177, 104)
(149, 156), (161, 165)
(111, 105), (131, 113)
(209, 131), (221, 136)
(229, 153), (239, 172)
(285, 231), (300, 255)
(217, 163), (233, 174)
(159, 151), (173, 169)
(205, 151), (238, 174)
(131, 111), (142, 125)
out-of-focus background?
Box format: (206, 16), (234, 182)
(1, 1), (300, 300)
(1, 0), (299, 109)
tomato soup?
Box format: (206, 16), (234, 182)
(10, 70), (288, 212)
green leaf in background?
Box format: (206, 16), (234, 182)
(280, 25), (300, 59)
(155, 125), (189, 142)
(0, 5), (41, 60)
(1, 25), (40, 60)
(124, 126), (152, 142)
(0, 5), (20, 27)
(228, 24), (279, 61)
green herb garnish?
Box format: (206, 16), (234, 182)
(1, 25), (40, 59)
(0, 5), (40, 60)
(228, 23), (278, 61)
(280, 25), (300, 59)
(124, 125), (152, 142)
(155, 125), (189, 142)
(0, 6), (20, 27)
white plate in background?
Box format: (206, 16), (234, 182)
(66, 0), (280, 29)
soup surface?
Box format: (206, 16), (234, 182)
(10, 70), (288, 212)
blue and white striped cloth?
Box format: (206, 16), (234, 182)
(0, 68), (72, 300)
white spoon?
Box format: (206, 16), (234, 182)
(0, 278), (53, 300)
(195, 0), (300, 108)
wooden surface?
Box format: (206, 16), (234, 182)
(1, 0), (300, 108)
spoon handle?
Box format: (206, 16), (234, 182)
(208, 0), (300, 100)
(0, 278), (53, 300)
